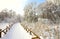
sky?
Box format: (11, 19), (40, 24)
(27, 0), (45, 4)
(0, 0), (45, 16)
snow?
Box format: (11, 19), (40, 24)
(0, 23), (32, 39)
(0, 23), (9, 30)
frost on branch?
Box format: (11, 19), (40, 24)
(21, 1), (60, 39)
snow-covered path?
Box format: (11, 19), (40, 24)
(0, 23), (32, 39)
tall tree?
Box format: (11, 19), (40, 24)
(24, 3), (38, 23)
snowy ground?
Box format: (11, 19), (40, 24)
(0, 23), (9, 30)
(0, 23), (32, 39)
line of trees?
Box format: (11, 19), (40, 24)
(24, 1), (60, 24)
(0, 9), (21, 23)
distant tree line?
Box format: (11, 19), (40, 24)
(0, 9), (21, 23)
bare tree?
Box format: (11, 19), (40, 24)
(24, 3), (38, 23)
(37, 2), (60, 24)
(23, 1), (60, 39)
(0, 9), (21, 23)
